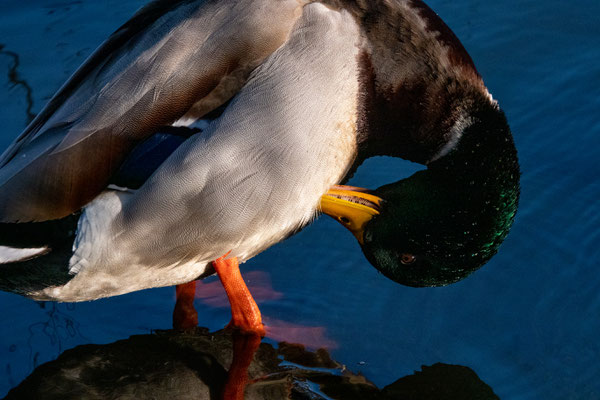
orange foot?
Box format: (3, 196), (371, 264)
(213, 254), (266, 336)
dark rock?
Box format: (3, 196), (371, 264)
(4, 329), (498, 400)
(381, 363), (500, 400)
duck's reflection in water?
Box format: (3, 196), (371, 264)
(175, 276), (338, 350)
(5, 328), (499, 399)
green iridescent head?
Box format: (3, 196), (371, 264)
(322, 106), (520, 287)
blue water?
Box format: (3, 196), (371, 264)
(1, 0), (599, 398)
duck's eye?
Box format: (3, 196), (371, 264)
(400, 253), (416, 265)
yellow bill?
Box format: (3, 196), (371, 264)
(320, 185), (383, 244)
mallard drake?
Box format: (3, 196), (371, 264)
(0, 0), (519, 334)
(321, 103), (519, 288)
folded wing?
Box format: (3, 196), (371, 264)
(0, 0), (303, 222)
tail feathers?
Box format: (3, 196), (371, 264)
(0, 217), (78, 295)
(0, 246), (50, 264)
(0, 213), (79, 264)
(0, 241), (74, 296)
(0, 214), (79, 247)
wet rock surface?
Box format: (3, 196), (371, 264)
(4, 328), (498, 399)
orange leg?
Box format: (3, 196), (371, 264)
(213, 254), (265, 336)
(221, 332), (261, 400)
(173, 281), (199, 330)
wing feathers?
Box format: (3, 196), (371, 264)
(0, 0), (304, 222)
(0, 0), (193, 168)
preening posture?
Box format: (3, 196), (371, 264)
(0, 0), (519, 334)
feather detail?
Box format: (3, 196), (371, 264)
(0, 246), (49, 264)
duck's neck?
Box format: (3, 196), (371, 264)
(426, 103), (520, 198)
(372, 102), (520, 271)
(415, 102), (520, 259)
(355, 78), (477, 165)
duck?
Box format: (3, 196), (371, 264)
(321, 104), (520, 288)
(0, 0), (519, 335)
